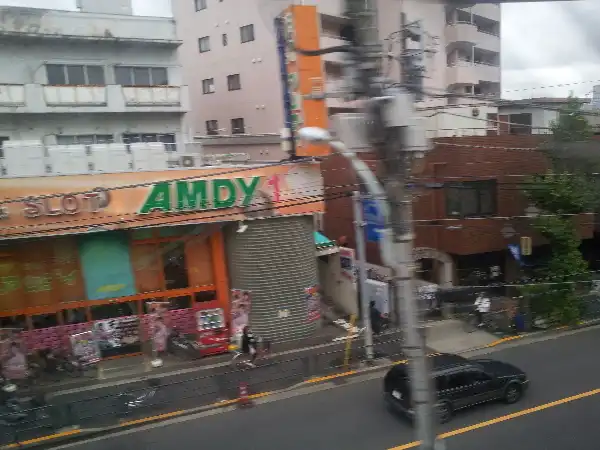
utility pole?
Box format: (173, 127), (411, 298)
(352, 191), (374, 361)
(343, 1), (437, 449)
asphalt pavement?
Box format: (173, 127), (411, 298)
(65, 325), (600, 450)
(0, 331), (405, 445)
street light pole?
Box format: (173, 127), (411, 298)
(352, 191), (374, 361)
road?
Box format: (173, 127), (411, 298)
(0, 331), (405, 445)
(67, 326), (600, 450)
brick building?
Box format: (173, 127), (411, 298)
(321, 135), (594, 288)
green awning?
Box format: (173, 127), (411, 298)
(314, 231), (337, 252)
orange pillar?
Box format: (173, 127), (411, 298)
(210, 231), (230, 323)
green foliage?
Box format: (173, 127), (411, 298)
(519, 93), (594, 325)
(549, 93), (593, 142)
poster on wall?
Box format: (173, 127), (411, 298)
(230, 289), (252, 335)
(93, 316), (140, 356)
(305, 285), (321, 322)
(0, 328), (27, 380)
(146, 302), (170, 354)
(69, 331), (101, 366)
(339, 247), (355, 282)
(365, 279), (390, 316)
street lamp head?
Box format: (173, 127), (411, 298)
(297, 127), (332, 144)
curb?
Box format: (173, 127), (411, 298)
(7, 319), (600, 449)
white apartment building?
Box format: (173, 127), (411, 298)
(0, 0), (195, 178)
(173, 0), (501, 158)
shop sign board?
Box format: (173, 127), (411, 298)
(138, 177), (262, 214)
(274, 5), (329, 157)
(339, 247), (356, 282)
(0, 164), (324, 238)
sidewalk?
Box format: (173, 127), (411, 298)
(0, 320), (502, 446)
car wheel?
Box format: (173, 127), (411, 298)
(504, 383), (522, 404)
(435, 401), (453, 424)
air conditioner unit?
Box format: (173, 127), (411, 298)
(472, 107), (480, 117)
(180, 155), (195, 167)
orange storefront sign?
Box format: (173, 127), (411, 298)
(0, 163), (324, 239)
(277, 5), (329, 157)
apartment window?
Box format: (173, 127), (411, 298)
(509, 113), (533, 135)
(56, 135), (114, 145)
(114, 66), (168, 86)
(198, 36), (211, 53)
(446, 180), (497, 218)
(227, 74), (241, 91)
(194, 0), (207, 11)
(206, 120), (219, 135)
(202, 78), (215, 94)
(222, 33), (228, 46)
(231, 118), (245, 134)
(240, 24), (255, 43)
(122, 133), (176, 152)
(46, 64), (105, 86)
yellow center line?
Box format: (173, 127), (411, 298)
(387, 388), (600, 450)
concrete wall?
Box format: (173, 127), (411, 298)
(0, 40), (182, 86)
(0, 6), (177, 42)
(0, 113), (185, 145)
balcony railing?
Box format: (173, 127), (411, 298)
(0, 84), (188, 112)
(0, 141), (251, 179)
(122, 86), (181, 106)
(0, 84), (25, 106)
(44, 86), (107, 106)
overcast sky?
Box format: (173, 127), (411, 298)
(1, 0), (597, 100)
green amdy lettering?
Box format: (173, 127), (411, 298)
(176, 180), (208, 210)
(236, 176), (261, 207)
(212, 179), (236, 209)
(139, 182), (171, 214)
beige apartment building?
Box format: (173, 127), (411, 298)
(173, 0), (501, 159)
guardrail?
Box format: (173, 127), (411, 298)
(0, 333), (406, 446)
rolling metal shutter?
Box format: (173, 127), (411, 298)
(224, 216), (319, 342)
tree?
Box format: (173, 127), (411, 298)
(520, 93), (596, 325)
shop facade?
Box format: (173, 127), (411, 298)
(0, 162), (324, 357)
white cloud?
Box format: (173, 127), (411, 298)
(501, 0), (600, 99)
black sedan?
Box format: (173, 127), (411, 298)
(384, 353), (529, 423)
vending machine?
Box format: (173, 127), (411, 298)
(195, 308), (230, 356)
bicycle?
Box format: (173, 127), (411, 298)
(462, 310), (503, 333)
(229, 336), (271, 369)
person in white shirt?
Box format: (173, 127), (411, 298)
(473, 293), (491, 327)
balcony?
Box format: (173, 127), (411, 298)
(320, 34), (346, 64)
(446, 61), (480, 86)
(0, 84), (188, 113)
(122, 86), (181, 106)
(44, 86), (107, 106)
(0, 84), (25, 106)
(446, 22), (479, 45)
(447, 60), (500, 86)
(0, 141), (252, 179)
(475, 29), (500, 53)
(446, 22), (500, 53)
(323, 79), (361, 110)
(475, 63), (501, 84)
(471, 4), (501, 21)
(0, 7), (181, 46)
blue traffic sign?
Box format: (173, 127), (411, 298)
(362, 198), (385, 242)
